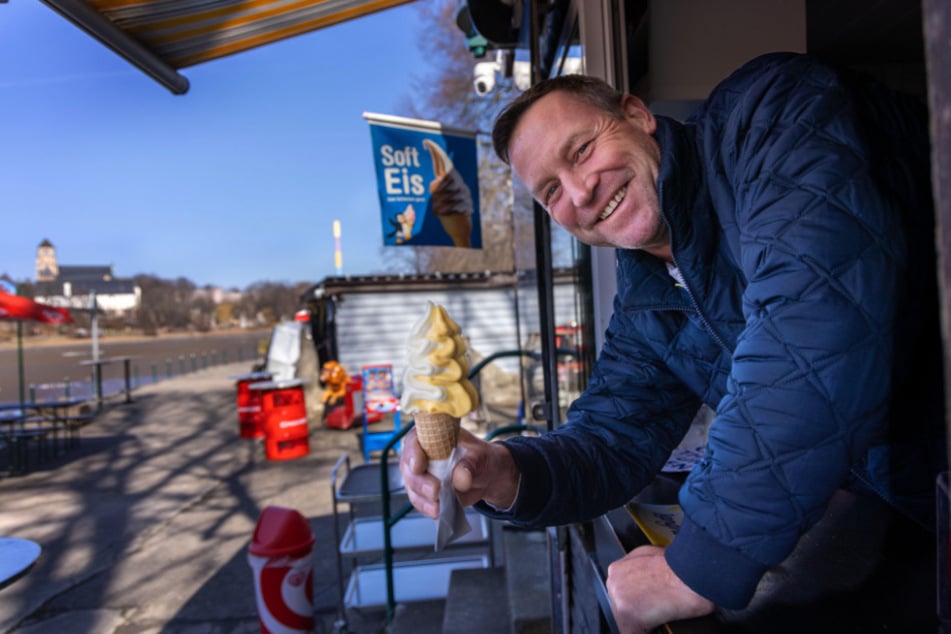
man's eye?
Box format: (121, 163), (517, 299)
(543, 183), (559, 205)
(576, 142), (590, 160)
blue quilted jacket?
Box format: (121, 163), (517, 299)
(478, 53), (943, 608)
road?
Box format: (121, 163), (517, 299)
(0, 330), (272, 403)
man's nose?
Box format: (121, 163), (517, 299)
(563, 170), (595, 207)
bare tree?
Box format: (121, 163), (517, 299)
(133, 275), (310, 332)
(384, 0), (521, 275)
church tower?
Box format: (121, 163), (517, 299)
(36, 239), (58, 282)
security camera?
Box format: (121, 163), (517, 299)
(474, 61), (498, 96)
(512, 60), (531, 91)
(561, 56), (583, 76)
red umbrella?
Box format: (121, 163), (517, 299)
(0, 292), (73, 325)
(0, 290), (74, 406)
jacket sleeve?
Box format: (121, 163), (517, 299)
(476, 302), (701, 527)
(667, 55), (905, 608)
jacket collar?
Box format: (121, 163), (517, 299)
(654, 116), (706, 269)
(616, 116), (707, 310)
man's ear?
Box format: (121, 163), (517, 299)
(621, 94), (656, 134)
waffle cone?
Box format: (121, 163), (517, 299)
(426, 141), (473, 248)
(437, 213), (472, 247)
(414, 411), (460, 460)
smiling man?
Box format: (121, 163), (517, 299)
(506, 85), (667, 257)
(400, 53), (943, 632)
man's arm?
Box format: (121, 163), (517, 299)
(671, 54), (904, 608)
(477, 316), (702, 527)
(400, 306), (699, 529)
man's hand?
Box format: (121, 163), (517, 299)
(606, 545), (715, 633)
(399, 426), (520, 518)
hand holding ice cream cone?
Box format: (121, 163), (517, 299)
(401, 301), (480, 549)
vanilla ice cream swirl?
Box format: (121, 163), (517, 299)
(401, 302), (479, 417)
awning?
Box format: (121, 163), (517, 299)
(39, 0), (416, 95)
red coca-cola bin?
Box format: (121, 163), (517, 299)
(251, 378), (311, 461)
(233, 371), (272, 438)
(247, 506), (315, 634)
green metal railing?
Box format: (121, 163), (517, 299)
(378, 421), (543, 624)
(379, 423), (416, 623)
(376, 348), (559, 624)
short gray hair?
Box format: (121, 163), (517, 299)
(492, 75), (626, 164)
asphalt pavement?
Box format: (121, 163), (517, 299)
(0, 361), (388, 634)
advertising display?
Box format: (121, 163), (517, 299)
(365, 113), (481, 248)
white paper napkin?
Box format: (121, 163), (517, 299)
(428, 447), (471, 550)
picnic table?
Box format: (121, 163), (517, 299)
(0, 398), (91, 473)
(0, 537), (41, 590)
(78, 355), (138, 409)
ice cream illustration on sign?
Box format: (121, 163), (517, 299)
(422, 139), (475, 247)
(401, 301), (480, 549)
(396, 204), (416, 243)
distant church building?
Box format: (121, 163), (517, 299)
(33, 239), (140, 315)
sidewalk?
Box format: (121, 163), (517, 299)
(0, 362), (378, 634)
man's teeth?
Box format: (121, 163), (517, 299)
(599, 187), (626, 221)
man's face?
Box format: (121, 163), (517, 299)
(508, 90), (669, 258)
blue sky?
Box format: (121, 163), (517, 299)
(0, 1), (430, 289)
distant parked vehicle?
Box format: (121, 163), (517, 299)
(72, 327), (104, 338)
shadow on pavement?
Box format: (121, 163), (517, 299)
(0, 364), (369, 634)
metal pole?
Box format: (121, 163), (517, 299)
(924, 0), (951, 496)
(123, 359), (133, 403)
(89, 291), (100, 362)
(17, 321), (25, 407)
(39, 0), (190, 95)
(527, 8), (567, 634)
(94, 364), (103, 411)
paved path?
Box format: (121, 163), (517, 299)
(0, 362), (378, 634)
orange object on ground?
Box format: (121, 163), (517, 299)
(324, 375), (363, 430)
(319, 361), (350, 406)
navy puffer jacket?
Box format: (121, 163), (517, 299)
(477, 53), (943, 608)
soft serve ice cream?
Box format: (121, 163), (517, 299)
(401, 301), (479, 459)
(400, 301), (479, 549)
